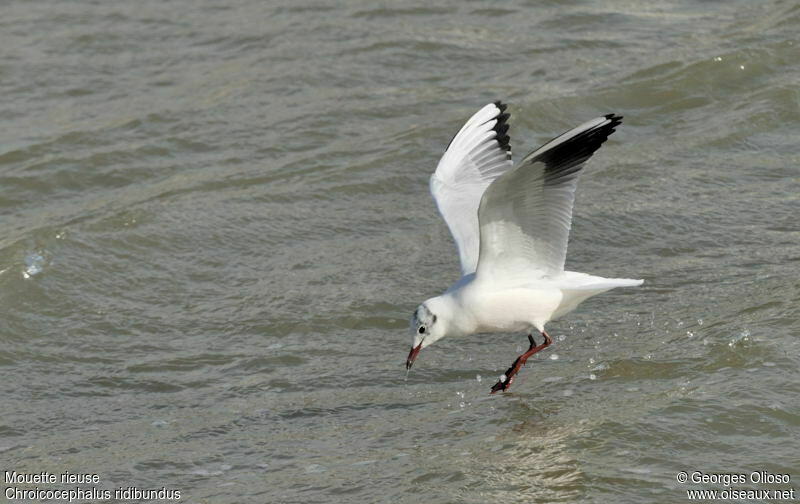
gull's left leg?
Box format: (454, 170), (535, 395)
(490, 330), (553, 394)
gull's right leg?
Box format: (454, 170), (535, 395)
(490, 330), (553, 394)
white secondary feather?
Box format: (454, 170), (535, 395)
(430, 102), (513, 275)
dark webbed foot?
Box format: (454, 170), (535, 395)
(490, 332), (552, 394)
(490, 375), (513, 393)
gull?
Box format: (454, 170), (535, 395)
(405, 101), (643, 393)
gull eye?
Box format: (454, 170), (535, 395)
(418, 326), (426, 334)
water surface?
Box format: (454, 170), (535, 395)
(2, 0), (799, 502)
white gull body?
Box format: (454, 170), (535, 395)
(406, 101), (643, 391)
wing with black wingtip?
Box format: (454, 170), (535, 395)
(429, 101), (513, 276)
(476, 114), (623, 281)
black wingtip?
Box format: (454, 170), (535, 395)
(492, 106), (512, 154)
(531, 114), (623, 186)
(605, 115), (623, 142)
(444, 101), (513, 155)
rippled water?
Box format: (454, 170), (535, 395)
(2, 0), (799, 502)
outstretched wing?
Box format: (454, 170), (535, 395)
(430, 101), (513, 275)
(476, 114), (622, 282)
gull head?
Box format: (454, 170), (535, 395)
(406, 301), (446, 370)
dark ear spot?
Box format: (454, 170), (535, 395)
(432, 315), (437, 323)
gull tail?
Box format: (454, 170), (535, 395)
(552, 272), (643, 321)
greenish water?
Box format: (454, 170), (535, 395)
(2, 1), (799, 502)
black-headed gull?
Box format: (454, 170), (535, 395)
(405, 101), (643, 393)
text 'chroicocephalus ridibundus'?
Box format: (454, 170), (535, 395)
(406, 101), (643, 393)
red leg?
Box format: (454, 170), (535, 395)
(490, 330), (553, 394)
